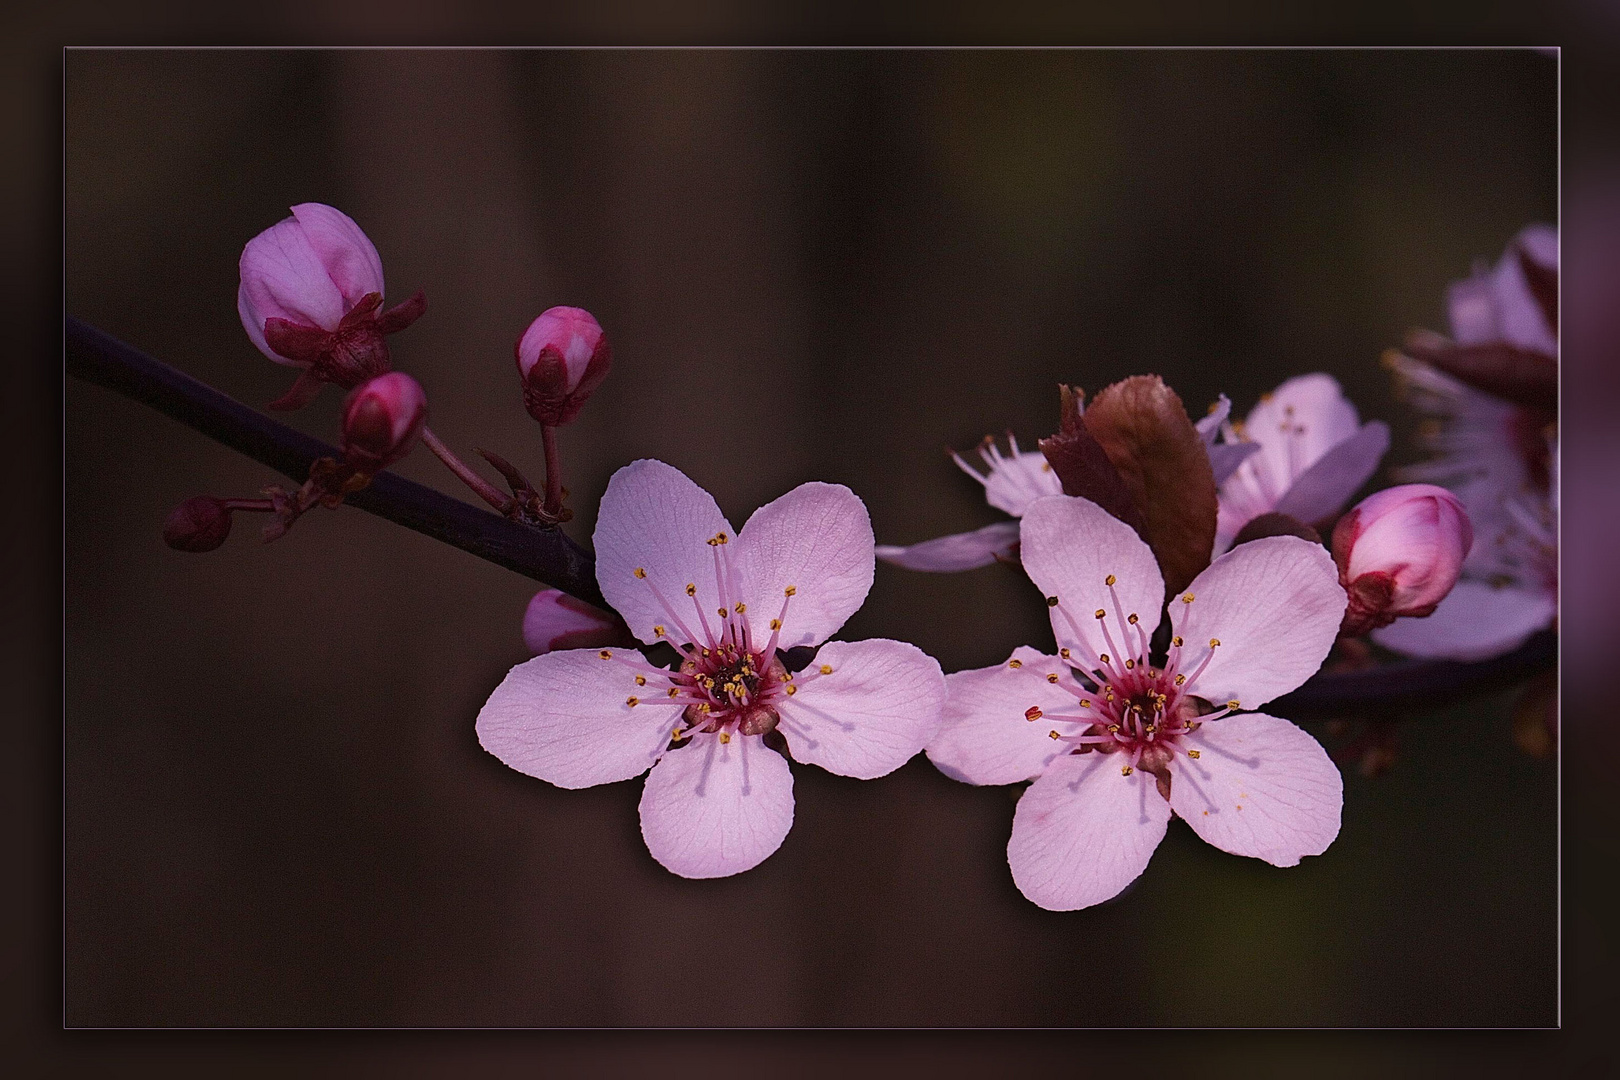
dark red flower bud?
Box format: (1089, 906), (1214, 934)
(163, 496), (234, 552)
(515, 306), (612, 425)
(341, 372), (428, 473)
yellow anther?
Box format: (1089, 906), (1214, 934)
(686, 583), (697, 597)
(1049, 730), (1061, 740)
(770, 618), (782, 630)
(1182, 593), (1195, 604)
(735, 602), (746, 614)
(1060, 648), (1071, 659)
(1227, 699), (1240, 710)
(1047, 673), (1060, 684)
(668, 688), (679, 698)
(1124, 659), (1135, 670)
(1187, 749), (1202, 759)
(1099, 653), (1110, 664)
(1172, 635), (1183, 647)
(1209, 638), (1221, 648)
(634, 567), (647, 579)
(820, 664), (833, 675)
(700, 703), (712, 713)
(653, 625), (666, 638)
(716, 533), (729, 544)
(671, 728), (682, 740)
(785, 586), (797, 596)
(707, 537), (718, 547)
(700, 648), (710, 657)
(1095, 609), (1107, 619)
(1080, 699), (1091, 709)
(786, 685), (797, 696)
(785, 671), (794, 681)
(720, 732), (731, 744)
(635, 675), (646, 686)
(1047, 596), (1060, 608)
(1107, 724), (1120, 733)
(1105, 574), (1116, 586)
(626, 696), (639, 707)
(1121, 765), (1134, 776)
(1127, 613), (1139, 625)
(1025, 707), (1043, 721)
(718, 608), (728, 618)
(1175, 674), (1186, 686)
(1042, 462), (1052, 471)
(598, 650), (613, 660)
(1008, 659), (1023, 669)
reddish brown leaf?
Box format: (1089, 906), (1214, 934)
(1080, 375), (1218, 599)
(1403, 332), (1557, 414)
(1036, 385), (1146, 537)
(1516, 245), (1557, 341)
(1232, 511), (1322, 549)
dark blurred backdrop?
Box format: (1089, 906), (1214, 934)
(65, 49), (1556, 1026)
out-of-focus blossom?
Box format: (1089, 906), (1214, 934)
(928, 493), (1345, 911)
(522, 589), (624, 655)
(1375, 226), (1558, 662)
(1332, 484), (1473, 636)
(1211, 374), (1390, 555)
(477, 460), (945, 879)
(237, 203), (426, 408)
(340, 372), (427, 473)
(876, 435), (1059, 571)
(515, 306), (612, 426)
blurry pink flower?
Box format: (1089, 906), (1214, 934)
(237, 203), (425, 408)
(929, 494), (1345, 911)
(1448, 224), (1557, 357)
(876, 435), (1060, 571)
(478, 459), (945, 879)
(1213, 374), (1390, 554)
(522, 589), (624, 655)
(340, 372), (427, 473)
(515, 306), (612, 426)
(1332, 484), (1473, 636)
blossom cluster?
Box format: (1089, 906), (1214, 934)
(185, 205), (1553, 910)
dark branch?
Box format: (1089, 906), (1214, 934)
(66, 316), (604, 607)
(67, 317), (1553, 714)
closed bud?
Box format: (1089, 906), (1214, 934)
(1332, 483), (1473, 635)
(523, 589), (625, 654)
(341, 372), (428, 473)
(164, 496), (234, 552)
(515, 306), (612, 425)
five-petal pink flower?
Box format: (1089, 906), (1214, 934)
(929, 494), (1346, 911)
(478, 460), (946, 879)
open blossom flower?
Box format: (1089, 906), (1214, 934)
(929, 494), (1346, 911)
(237, 203), (426, 408)
(1211, 374), (1390, 554)
(1333, 484), (1473, 636)
(478, 460), (946, 878)
(1377, 226), (1557, 661)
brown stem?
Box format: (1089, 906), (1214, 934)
(219, 497), (276, 513)
(541, 424), (564, 517)
(421, 426), (513, 513)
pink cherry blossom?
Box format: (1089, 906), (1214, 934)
(1332, 484), (1473, 635)
(515, 306), (612, 426)
(1447, 224), (1557, 357)
(929, 494), (1346, 911)
(478, 460), (946, 878)
(522, 589), (624, 655)
(1212, 374), (1390, 554)
(876, 435), (1061, 571)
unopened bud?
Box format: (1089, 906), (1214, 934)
(341, 372), (427, 472)
(1332, 483), (1472, 635)
(523, 589), (626, 654)
(163, 496), (234, 552)
(515, 306), (612, 425)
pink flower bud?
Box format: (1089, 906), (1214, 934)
(522, 589), (625, 654)
(515, 306), (612, 426)
(341, 372), (428, 473)
(1332, 483), (1473, 635)
(163, 496), (234, 552)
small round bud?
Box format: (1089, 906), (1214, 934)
(515, 306), (612, 425)
(341, 372), (428, 473)
(163, 496), (234, 552)
(523, 589), (626, 654)
(1333, 483), (1473, 635)
(238, 203), (386, 366)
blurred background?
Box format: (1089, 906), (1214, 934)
(65, 49), (1555, 1026)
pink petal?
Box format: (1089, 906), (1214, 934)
(1370, 579), (1556, 661)
(1020, 495), (1164, 663)
(475, 648), (682, 790)
(1007, 751), (1170, 911)
(731, 482), (874, 649)
(928, 647), (1082, 785)
(238, 216), (348, 351)
(1171, 536), (1345, 710)
(1271, 421), (1390, 525)
(775, 638), (945, 780)
(983, 450), (1064, 516)
(593, 460), (734, 646)
(1170, 712), (1342, 866)
(289, 202), (386, 311)
(522, 589), (621, 655)
(875, 521), (1021, 572)
(1245, 374), (1361, 478)
(1449, 225), (1558, 357)
(639, 732), (794, 879)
